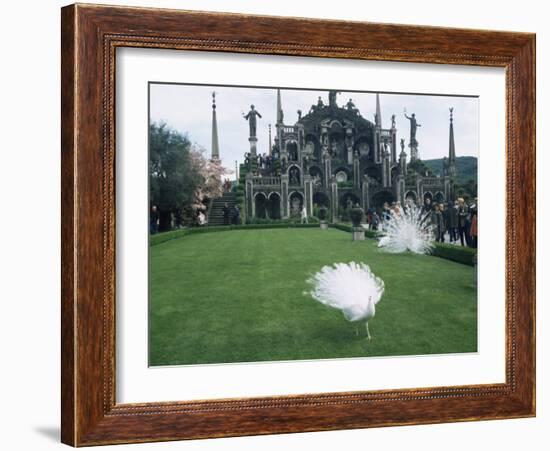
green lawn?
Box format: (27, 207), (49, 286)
(149, 228), (477, 366)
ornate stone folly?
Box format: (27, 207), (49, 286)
(242, 90), (454, 221)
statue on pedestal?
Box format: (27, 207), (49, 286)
(244, 105), (262, 137)
(404, 111), (421, 145)
(346, 98), (357, 113)
(328, 90), (340, 108)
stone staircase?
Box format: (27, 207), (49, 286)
(208, 192), (238, 226)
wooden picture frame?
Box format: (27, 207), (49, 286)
(61, 3), (536, 446)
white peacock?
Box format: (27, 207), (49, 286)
(306, 262), (384, 339)
(378, 204), (434, 254)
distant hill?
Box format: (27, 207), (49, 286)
(422, 156), (478, 186)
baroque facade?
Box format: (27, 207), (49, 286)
(237, 90), (456, 221)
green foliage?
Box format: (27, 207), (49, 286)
(274, 158), (281, 175)
(233, 183), (246, 223)
(239, 164), (248, 183)
(431, 243), (477, 266)
(407, 159), (434, 177)
(423, 156), (478, 189)
(338, 206), (350, 222)
(149, 122), (202, 230)
(331, 223), (352, 233)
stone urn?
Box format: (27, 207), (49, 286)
(350, 206), (365, 241)
(319, 207), (329, 230)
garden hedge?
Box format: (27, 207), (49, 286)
(431, 242), (477, 266)
(150, 223), (320, 246)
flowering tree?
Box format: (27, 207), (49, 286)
(190, 144), (232, 211)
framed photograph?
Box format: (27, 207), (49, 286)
(61, 3), (536, 446)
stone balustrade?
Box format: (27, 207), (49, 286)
(252, 176), (281, 186)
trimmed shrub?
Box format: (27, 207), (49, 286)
(150, 223), (320, 246)
(331, 223), (353, 233)
(149, 229), (191, 246)
(246, 217), (319, 225)
(364, 229), (381, 238)
(431, 243), (477, 266)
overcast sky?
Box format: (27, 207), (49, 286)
(150, 83), (478, 175)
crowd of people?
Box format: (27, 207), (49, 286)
(365, 196), (478, 248)
(244, 152), (277, 174)
(221, 203), (241, 226)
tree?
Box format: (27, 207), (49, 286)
(189, 145), (230, 206)
(149, 122), (201, 231)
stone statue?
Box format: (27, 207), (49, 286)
(317, 96), (324, 108)
(244, 104), (262, 137)
(442, 156), (449, 176)
(400, 138), (405, 152)
(330, 138), (338, 156)
(289, 167), (300, 185)
(346, 98), (356, 111)
(291, 197), (301, 215)
(404, 111), (421, 144)
(391, 114), (396, 128)
(297, 109), (302, 120)
(328, 90), (339, 108)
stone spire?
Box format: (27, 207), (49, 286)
(268, 123), (272, 155)
(447, 107), (457, 177)
(210, 91), (220, 160)
(449, 107), (456, 162)
(276, 88), (284, 124)
(375, 93), (382, 128)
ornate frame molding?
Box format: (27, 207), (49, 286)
(61, 4), (535, 446)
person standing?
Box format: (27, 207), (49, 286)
(366, 208), (373, 230)
(371, 211), (380, 230)
(222, 202), (230, 225)
(457, 197), (470, 246)
(436, 204), (445, 242)
(197, 211), (206, 226)
(422, 197), (432, 215)
(233, 205), (241, 225)
(446, 201), (458, 243)
(301, 205), (308, 224)
(150, 205), (159, 234)
(470, 203), (478, 248)
(438, 203), (447, 242)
